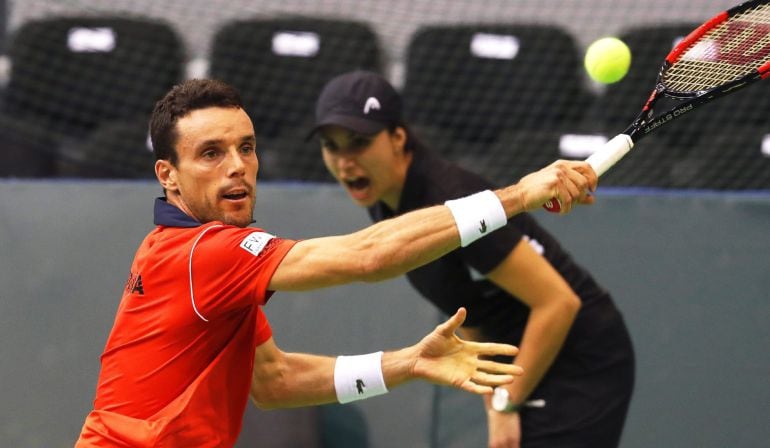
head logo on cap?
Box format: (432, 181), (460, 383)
(363, 97), (381, 115)
(307, 71), (402, 140)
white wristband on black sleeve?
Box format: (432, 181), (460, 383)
(334, 351), (388, 404)
(444, 190), (507, 247)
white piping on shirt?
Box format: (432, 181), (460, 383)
(188, 224), (223, 322)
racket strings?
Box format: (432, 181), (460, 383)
(664, 2), (770, 93)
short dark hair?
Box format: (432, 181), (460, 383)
(149, 79), (244, 165)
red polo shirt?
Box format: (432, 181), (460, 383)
(77, 199), (297, 447)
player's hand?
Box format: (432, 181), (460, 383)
(511, 160), (597, 214)
(409, 308), (523, 394)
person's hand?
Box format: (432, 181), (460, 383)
(512, 160), (597, 214)
(409, 308), (523, 394)
(487, 409), (522, 448)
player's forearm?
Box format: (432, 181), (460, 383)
(271, 206), (461, 291)
(492, 299), (578, 406)
(250, 352), (338, 409)
(344, 187), (527, 283)
(249, 349), (420, 410)
(344, 205), (463, 282)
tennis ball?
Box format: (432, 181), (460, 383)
(584, 37), (631, 84)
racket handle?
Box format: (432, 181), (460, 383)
(586, 134), (634, 176)
(543, 134), (633, 213)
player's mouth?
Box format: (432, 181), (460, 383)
(221, 188), (250, 203)
(343, 176), (371, 201)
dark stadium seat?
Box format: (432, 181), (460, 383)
(58, 118), (156, 179)
(257, 125), (335, 183)
(402, 24), (590, 143)
(444, 129), (606, 187)
(0, 0), (6, 54)
(438, 126), (700, 190)
(405, 125), (551, 186)
(672, 125), (770, 190)
(209, 17), (382, 140)
(2, 16), (185, 139)
(0, 114), (58, 177)
(594, 132), (696, 189)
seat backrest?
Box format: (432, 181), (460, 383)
(209, 17), (381, 139)
(677, 125), (770, 190)
(257, 123), (335, 183)
(3, 16), (184, 138)
(403, 24), (589, 143)
(0, 0), (6, 54)
(58, 118), (155, 179)
(0, 114), (58, 177)
(447, 129), (572, 187)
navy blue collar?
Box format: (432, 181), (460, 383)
(153, 197), (202, 228)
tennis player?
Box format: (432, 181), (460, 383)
(309, 71), (635, 448)
(76, 78), (597, 446)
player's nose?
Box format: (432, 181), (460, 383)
(225, 148), (247, 175)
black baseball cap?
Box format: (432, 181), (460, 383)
(306, 70), (402, 140)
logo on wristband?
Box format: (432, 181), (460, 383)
(355, 379), (366, 394)
(479, 220), (487, 234)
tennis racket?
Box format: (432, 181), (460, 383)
(544, 0), (770, 212)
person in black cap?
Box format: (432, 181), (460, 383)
(309, 70), (635, 448)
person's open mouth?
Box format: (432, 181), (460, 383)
(343, 177), (372, 201)
(222, 188), (249, 202)
(344, 177), (370, 191)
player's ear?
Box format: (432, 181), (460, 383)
(391, 126), (407, 154)
(155, 159), (179, 193)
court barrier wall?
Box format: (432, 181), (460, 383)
(1, 181), (767, 448)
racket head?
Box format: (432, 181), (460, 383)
(622, 0), (770, 141)
(661, 0), (770, 97)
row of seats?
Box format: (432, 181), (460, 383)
(0, 16), (381, 179)
(441, 126), (770, 190)
(1, 15), (768, 189)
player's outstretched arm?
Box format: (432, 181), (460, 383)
(250, 308), (521, 409)
(269, 160), (597, 291)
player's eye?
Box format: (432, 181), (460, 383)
(202, 148), (219, 159)
(320, 137), (338, 151)
(240, 144), (255, 154)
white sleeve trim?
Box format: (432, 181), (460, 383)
(188, 224), (224, 322)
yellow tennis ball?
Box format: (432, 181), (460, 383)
(584, 37), (631, 84)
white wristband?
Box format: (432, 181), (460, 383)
(333, 351), (388, 404)
(444, 190), (507, 247)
